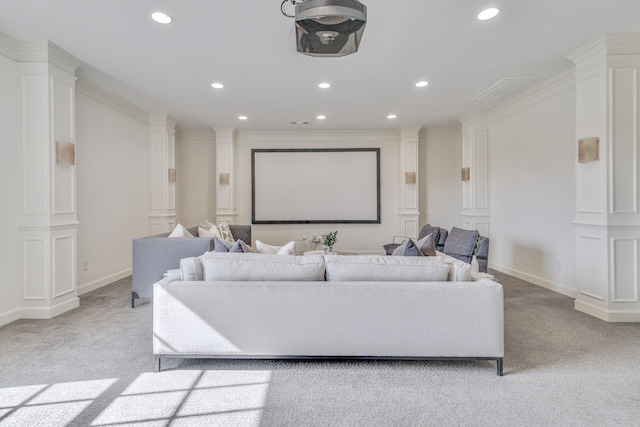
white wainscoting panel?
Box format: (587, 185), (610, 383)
(23, 238), (46, 300)
(611, 237), (639, 303)
(609, 67), (638, 215)
(53, 234), (75, 298)
(576, 233), (606, 301)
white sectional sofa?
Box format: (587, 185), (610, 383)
(153, 252), (504, 375)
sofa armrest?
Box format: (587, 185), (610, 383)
(132, 236), (214, 301)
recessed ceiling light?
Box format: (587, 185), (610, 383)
(317, 115), (326, 120)
(238, 115), (248, 120)
(318, 82), (331, 89)
(151, 11), (172, 24)
(211, 82), (224, 89)
(415, 81), (429, 88)
(387, 114), (397, 119)
(477, 8), (499, 20)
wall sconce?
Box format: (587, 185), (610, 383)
(578, 137), (599, 163)
(405, 172), (416, 184)
(461, 167), (470, 181)
(219, 173), (230, 185)
(168, 169), (176, 182)
(56, 141), (75, 165)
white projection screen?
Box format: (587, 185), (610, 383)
(252, 148), (380, 224)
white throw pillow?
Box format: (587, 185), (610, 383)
(255, 240), (297, 255)
(168, 223), (194, 238)
(217, 221), (235, 243)
(198, 225), (222, 239)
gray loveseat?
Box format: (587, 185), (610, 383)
(131, 225), (251, 307)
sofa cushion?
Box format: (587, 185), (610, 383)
(418, 224), (440, 242)
(324, 255), (450, 282)
(202, 253), (326, 281)
(180, 257), (203, 281)
(436, 251), (472, 281)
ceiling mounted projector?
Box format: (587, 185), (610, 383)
(281, 0), (367, 57)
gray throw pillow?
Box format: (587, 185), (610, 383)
(383, 243), (401, 255)
(415, 233), (436, 256)
(443, 227), (479, 262)
(228, 240), (244, 253)
(214, 237), (233, 252)
(392, 239), (423, 256)
(418, 224), (440, 242)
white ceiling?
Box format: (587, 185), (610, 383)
(1, 0), (639, 132)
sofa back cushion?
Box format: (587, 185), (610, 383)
(436, 251), (472, 281)
(202, 253), (325, 281)
(324, 255), (450, 282)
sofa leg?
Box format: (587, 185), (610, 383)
(497, 358), (503, 376)
(157, 357), (161, 372)
(131, 291), (139, 309)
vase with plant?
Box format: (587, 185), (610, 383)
(322, 230), (338, 254)
(471, 236), (483, 274)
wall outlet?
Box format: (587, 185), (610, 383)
(82, 260), (89, 271)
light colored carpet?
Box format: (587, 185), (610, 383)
(0, 271), (639, 426)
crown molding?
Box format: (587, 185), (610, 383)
(76, 78), (149, 124)
(176, 129), (215, 141)
(423, 127), (460, 139)
(458, 111), (489, 130)
(0, 32), (18, 61)
(489, 67), (575, 124)
(16, 40), (81, 74)
(235, 129), (399, 143)
(149, 114), (178, 129)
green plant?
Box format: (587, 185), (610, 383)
(473, 236), (484, 255)
(322, 230), (338, 247)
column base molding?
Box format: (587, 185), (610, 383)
(149, 215), (177, 235)
(575, 299), (640, 322)
(20, 296), (79, 320)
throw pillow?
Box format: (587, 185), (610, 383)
(255, 240), (297, 255)
(392, 239), (423, 256)
(443, 227), (480, 263)
(228, 240), (245, 253)
(383, 243), (401, 255)
(415, 233), (437, 256)
(418, 224), (440, 242)
(198, 225), (222, 239)
(168, 223), (194, 238)
(217, 221), (235, 243)
(238, 240), (257, 253)
(214, 236), (234, 252)
(255, 240), (279, 254)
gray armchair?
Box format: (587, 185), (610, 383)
(384, 224), (449, 255)
(131, 225), (251, 307)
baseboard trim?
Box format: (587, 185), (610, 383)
(489, 262), (577, 298)
(0, 307), (21, 327)
(78, 269), (132, 296)
(575, 299), (640, 322)
(21, 297), (80, 319)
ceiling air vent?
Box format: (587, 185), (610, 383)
(472, 78), (537, 103)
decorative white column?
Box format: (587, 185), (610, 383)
(214, 128), (238, 223)
(458, 112), (490, 236)
(398, 127), (421, 237)
(567, 33), (640, 322)
(148, 114), (177, 234)
(18, 41), (81, 319)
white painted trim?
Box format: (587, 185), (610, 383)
(76, 78), (149, 124)
(0, 308), (21, 327)
(489, 68), (575, 123)
(20, 297), (79, 319)
(489, 261), (577, 298)
(424, 127), (459, 139)
(575, 299), (640, 322)
(0, 32), (17, 60)
(78, 269), (131, 296)
(177, 129), (215, 140)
